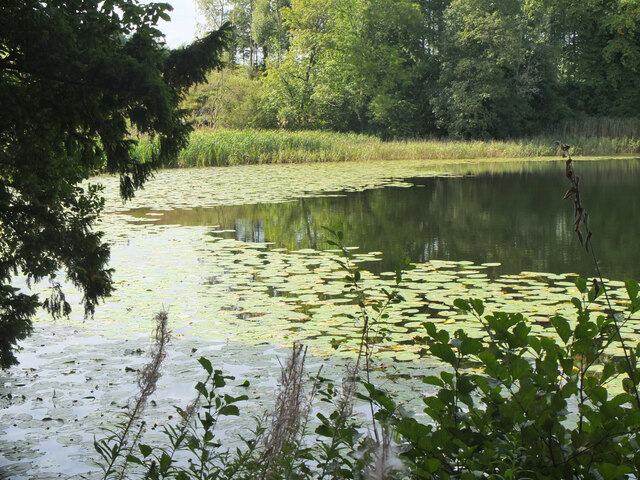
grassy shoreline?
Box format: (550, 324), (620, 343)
(133, 128), (640, 167)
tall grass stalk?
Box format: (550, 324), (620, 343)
(552, 116), (640, 139)
(132, 128), (640, 168)
(363, 424), (403, 480)
(258, 343), (312, 476)
(317, 363), (359, 480)
(94, 310), (170, 480)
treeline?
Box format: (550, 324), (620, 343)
(187, 0), (640, 139)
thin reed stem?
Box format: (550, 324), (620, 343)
(561, 145), (640, 405)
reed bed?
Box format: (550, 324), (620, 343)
(553, 116), (640, 139)
(132, 128), (640, 167)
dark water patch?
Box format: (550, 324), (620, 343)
(123, 158), (640, 280)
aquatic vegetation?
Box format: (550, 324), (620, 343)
(92, 251), (640, 479)
(132, 129), (378, 167)
(93, 151), (639, 479)
(131, 128), (640, 168)
(118, 157), (640, 280)
(3, 158), (640, 478)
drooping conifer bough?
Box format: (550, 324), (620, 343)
(0, 0), (231, 367)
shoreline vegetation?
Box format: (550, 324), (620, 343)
(133, 128), (640, 168)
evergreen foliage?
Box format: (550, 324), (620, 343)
(0, 0), (230, 368)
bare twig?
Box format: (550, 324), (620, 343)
(98, 310), (171, 480)
(560, 143), (639, 405)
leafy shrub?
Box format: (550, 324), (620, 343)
(371, 281), (640, 479)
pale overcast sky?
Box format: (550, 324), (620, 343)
(145, 0), (203, 48)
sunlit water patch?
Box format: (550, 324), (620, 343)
(2, 158), (640, 478)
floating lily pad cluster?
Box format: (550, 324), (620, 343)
(86, 214), (640, 364)
(98, 158), (566, 215)
(2, 158), (639, 479)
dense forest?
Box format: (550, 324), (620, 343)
(186, 0), (640, 139)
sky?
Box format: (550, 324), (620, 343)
(145, 0), (203, 48)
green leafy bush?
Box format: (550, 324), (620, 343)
(371, 278), (640, 479)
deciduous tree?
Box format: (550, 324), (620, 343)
(433, 0), (559, 138)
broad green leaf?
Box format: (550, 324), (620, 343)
(610, 392), (633, 407)
(575, 277), (587, 293)
(551, 315), (572, 344)
(430, 343), (456, 365)
(588, 385), (607, 404)
(224, 393), (248, 403)
(195, 381), (208, 397)
(423, 375), (444, 387)
(423, 322), (438, 339)
(213, 370), (227, 388)
(457, 374), (475, 395)
(315, 424), (333, 437)
(126, 454), (143, 465)
(453, 298), (470, 311)
(478, 350), (501, 377)
(600, 361), (616, 384)
(625, 279), (639, 300)
(460, 337), (483, 356)
(425, 458), (440, 473)
(470, 298), (484, 316)
(198, 357), (213, 375)
(572, 297), (583, 311)
(160, 452), (172, 471)
(219, 405), (240, 416)
(509, 357), (531, 380)
(561, 382), (578, 398)
(423, 396), (445, 413)
(139, 444), (152, 458)
(513, 322), (531, 344)
(559, 358), (574, 375)
(440, 371), (454, 385)
(598, 463), (633, 477)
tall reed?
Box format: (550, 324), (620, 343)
(552, 116), (640, 139)
(132, 128), (640, 168)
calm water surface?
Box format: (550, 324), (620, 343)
(2, 157), (639, 479)
(126, 158), (640, 280)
